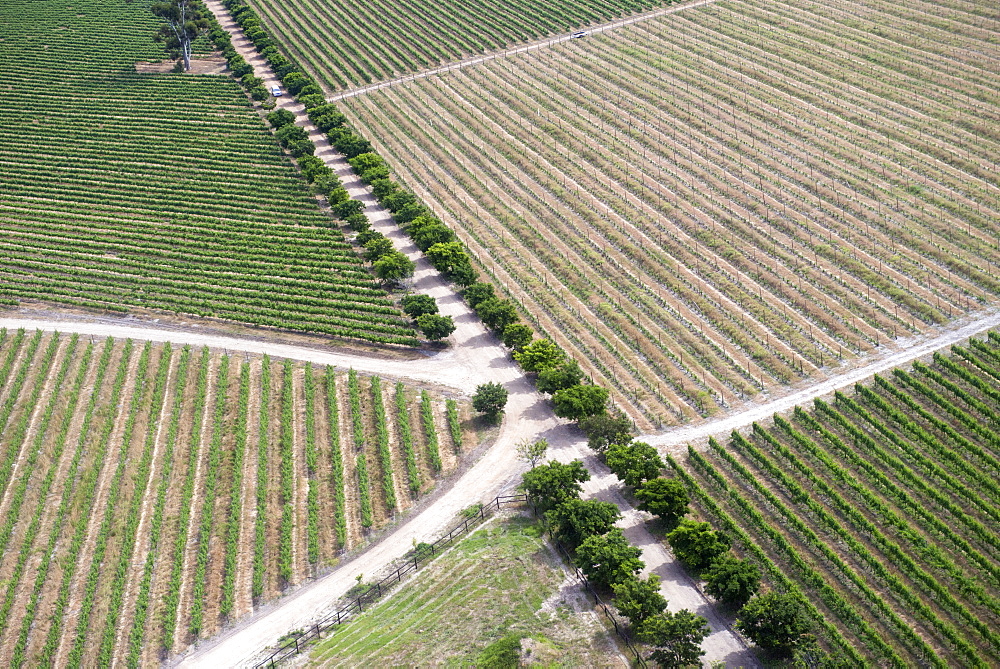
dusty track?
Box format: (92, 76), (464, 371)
(325, 0), (726, 103)
(5, 0), (997, 662)
(5, 306), (999, 669)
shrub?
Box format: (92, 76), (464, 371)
(575, 528), (644, 589)
(552, 385), (609, 420)
(472, 382), (507, 421)
(613, 574), (667, 627)
(578, 410), (634, 454)
(666, 519), (731, 572)
(704, 556), (761, 607)
(513, 338), (564, 373)
(266, 108), (296, 129)
(536, 359), (583, 394)
(401, 294), (438, 318)
(520, 459), (589, 512)
(416, 314), (455, 341)
(500, 323), (533, 352)
(605, 441), (664, 487)
(736, 592), (814, 654)
(634, 477), (689, 527)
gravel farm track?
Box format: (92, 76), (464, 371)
(6, 303), (1000, 668)
(6, 0), (999, 664)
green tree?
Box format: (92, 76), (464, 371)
(426, 242), (478, 286)
(500, 323), (533, 352)
(348, 152), (384, 173)
(521, 460), (589, 512)
(612, 574), (667, 627)
(363, 236), (395, 262)
(472, 382), (508, 421)
(462, 282), (495, 308)
(475, 297), (520, 332)
(666, 519), (731, 572)
(578, 410), (634, 454)
(513, 338), (565, 373)
(356, 228), (383, 246)
(736, 592), (814, 654)
(536, 359), (583, 394)
(266, 108), (296, 128)
(152, 0), (210, 71)
(634, 478), (689, 528)
(370, 178), (400, 200)
(546, 499), (620, 550)
(605, 441), (664, 487)
(401, 294), (438, 318)
(552, 385), (609, 420)
(703, 556), (760, 607)
(515, 438), (548, 468)
(412, 223), (456, 251)
(333, 199), (364, 219)
(575, 528), (644, 589)
(275, 123), (309, 146)
(372, 251), (415, 285)
(416, 314), (455, 341)
(638, 610), (710, 668)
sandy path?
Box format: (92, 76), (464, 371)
(325, 0), (726, 103)
(4, 0), (992, 663)
(644, 306), (1000, 450)
(550, 427), (755, 667)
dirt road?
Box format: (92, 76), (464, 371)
(6, 304), (998, 668)
(325, 0), (726, 103)
(645, 306), (1000, 450)
(4, 0), (994, 663)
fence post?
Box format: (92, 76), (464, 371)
(357, 596), (363, 612)
(480, 504), (485, 519)
(376, 581), (381, 598)
(314, 623), (321, 638)
(496, 496), (501, 510)
(294, 637), (299, 654)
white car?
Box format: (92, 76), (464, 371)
(571, 30), (588, 38)
(271, 85), (282, 97)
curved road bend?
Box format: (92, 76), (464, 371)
(4, 0), (987, 663)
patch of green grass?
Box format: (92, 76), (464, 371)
(308, 516), (619, 666)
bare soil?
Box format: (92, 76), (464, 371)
(134, 55), (229, 75)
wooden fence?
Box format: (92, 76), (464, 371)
(252, 493), (528, 668)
